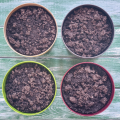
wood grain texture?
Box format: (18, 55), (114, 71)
(0, 0), (120, 119)
(0, 57), (120, 89)
(0, 27), (120, 57)
(0, 89), (120, 119)
(0, 0), (120, 26)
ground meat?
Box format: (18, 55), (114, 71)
(62, 63), (112, 114)
(6, 6), (57, 56)
(62, 6), (113, 57)
(5, 63), (55, 113)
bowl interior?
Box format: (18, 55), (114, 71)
(61, 4), (114, 58)
(2, 61), (57, 115)
(4, 3), (57, 57)
(61, 62), (115, 116)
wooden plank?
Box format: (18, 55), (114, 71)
(0, 0), (120, 120)
(0, 57), (120, 89)
(0, 89), (120, 119)
(0, 0), (120, 26)
(0, 27), (120, 57)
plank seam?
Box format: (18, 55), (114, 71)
(0, 56), (120, 59)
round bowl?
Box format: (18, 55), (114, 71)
(61, 4), (114, 58)
(61, 62), (115, 116)
(4, 3), (57, 57)
(2, 61), (57, 115)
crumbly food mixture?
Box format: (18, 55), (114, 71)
(62, 7), (112, 57)
(6, 6), (56, 56)
(62, 64), (112, 114)
(6, 63), (55, 113)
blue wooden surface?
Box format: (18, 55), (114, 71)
(0, 0), (120, 119)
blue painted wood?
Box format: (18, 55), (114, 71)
(0, 0), (120, 119)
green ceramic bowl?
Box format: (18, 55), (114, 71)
(2, 61), (57, 116)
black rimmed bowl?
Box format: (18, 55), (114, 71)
(61, 4), (114, 58)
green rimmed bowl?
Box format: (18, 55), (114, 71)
(2, 61), (57, 116)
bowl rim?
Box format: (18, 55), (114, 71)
(2, 61), (57, 116)
(61, 4), (114, 58)
(4, 3), (58, 57)
(60, 62), (115, 116)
